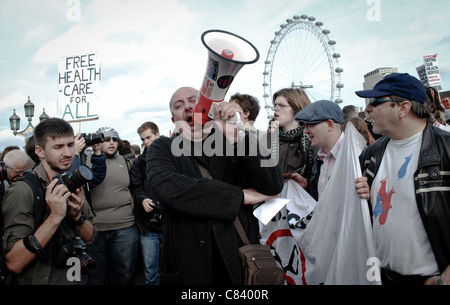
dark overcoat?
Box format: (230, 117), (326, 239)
(146, 131), (283, 285)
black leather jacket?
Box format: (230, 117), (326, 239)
(361, 123), (450, 272)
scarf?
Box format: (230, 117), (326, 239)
(279, 126), (314, 178)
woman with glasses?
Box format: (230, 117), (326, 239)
(260, 88), (314, 285)
(271, 88), (314, 179)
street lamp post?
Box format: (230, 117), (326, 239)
(9, 96), (49, 138)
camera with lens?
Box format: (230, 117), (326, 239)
(52, 165), (93, 193)
(53, 234), (95, 274)
(80, 132), (104, 146)
(148, 202), (162, 230)
(52, 165), (95, 273)
(0, 162), (7, 181)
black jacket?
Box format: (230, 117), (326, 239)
(361, 123), (450, 272)
(130, 146), (161, 233)
(147, 130), (283, 285)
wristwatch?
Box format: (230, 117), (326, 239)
(73, 213), (86, 226)
(437, 275), (447, 285)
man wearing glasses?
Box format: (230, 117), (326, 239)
(0, 149), (28, 229)
(355, 73), (450, 285)
(3, 149), (28, 183)
(85, 127), (138, 285)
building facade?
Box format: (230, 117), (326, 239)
(362, 67), (398, 105)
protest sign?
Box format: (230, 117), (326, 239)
(57, 53), (101, 121)
(416, 64), (429, 86)
(423, 54), (442, 89)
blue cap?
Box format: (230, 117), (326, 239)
(295, 100), (344, 124)
(355, 73), (426, 103)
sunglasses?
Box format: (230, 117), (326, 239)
(104, 136), (118, 142)
(369, 98), (393, 107)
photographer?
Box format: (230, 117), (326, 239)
(130, 121), (162, 285)
(1, 118), (97, 285)
(71, 133), (106, 188)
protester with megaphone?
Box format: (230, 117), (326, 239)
(146, 86), (283, 285)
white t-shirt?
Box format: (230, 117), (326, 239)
(371, 131), (439, 276)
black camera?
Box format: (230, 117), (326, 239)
(80, 132), (104, 146)
(52, 165), (95, 274)
(54, 234), (95, 274)
(53, 165), (93, 193)
(148, 202), (162, 230)
(0, 162), (7, 181)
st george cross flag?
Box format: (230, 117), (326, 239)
(298, 122), (380, 285)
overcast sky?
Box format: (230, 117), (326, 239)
(1, 0), (449, 151)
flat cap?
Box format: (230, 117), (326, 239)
(295, 100), (344, 124)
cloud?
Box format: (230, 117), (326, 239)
(2, 0), (450, 151)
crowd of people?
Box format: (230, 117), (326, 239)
(1, 72), (450, 286)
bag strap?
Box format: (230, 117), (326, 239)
(233, 217), (250, 246)
(196, 162), (250, 246)
(19, 172), (47, 229)
(197, 163), (212, 179)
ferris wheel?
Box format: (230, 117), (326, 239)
(263, 14), (344, 118)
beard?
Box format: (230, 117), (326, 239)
(104, 147), (118, 158)
(46, 157), (73, 174)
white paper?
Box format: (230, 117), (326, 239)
(253, 198), (291, 225)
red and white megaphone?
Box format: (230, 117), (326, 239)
(193, 30), (260, 128)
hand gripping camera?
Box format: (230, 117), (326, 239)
(52, 165), (95, 274)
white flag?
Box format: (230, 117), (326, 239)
(258, 180), (317, 285)
(298, 122), (380, 285)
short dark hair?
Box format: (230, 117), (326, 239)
(34, 118), (74, 149)
(230, 93), (260, 122)
(342, 105), (357, 119)
(390, 95), (430, 120)
(131, 144), (141, 155)
(137, 121), (159, 135)
(25, 136), (40, 163)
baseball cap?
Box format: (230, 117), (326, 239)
(294, 100), (344, 124)
(355, 73), (426, 103)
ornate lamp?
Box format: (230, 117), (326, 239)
(9, 96), (48, 138)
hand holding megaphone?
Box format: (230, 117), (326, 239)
(193, 30), (259, 131)
(211, 102), (241, 124)
(210, 101), (243, 143)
